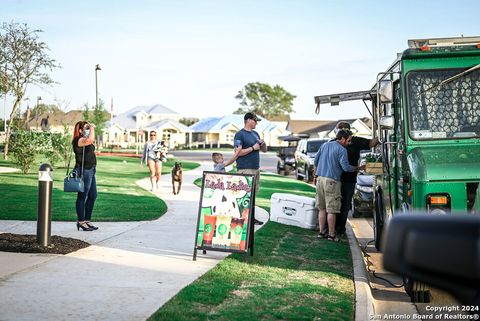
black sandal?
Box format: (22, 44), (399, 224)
(317, 231), (327, 238)
(85, 222), (99, 230)
(327, 234), (340, 242)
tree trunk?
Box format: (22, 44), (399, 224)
(3, 98), (22, 160)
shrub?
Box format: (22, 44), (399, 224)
(45, 124), (71, 168)
(10, 131), (51, 174)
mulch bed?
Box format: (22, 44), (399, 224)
(0, 233), (90, 254)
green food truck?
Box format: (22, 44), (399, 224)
(314, 36), (480, 302)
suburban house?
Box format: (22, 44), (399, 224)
(189, 115), (290, 148)
(25, 110), (110, 134)
(286, 120), (337, 138)
(105, 104), (192, 149)
(287, 117), (373, 138)
(324, 117), (373, 138)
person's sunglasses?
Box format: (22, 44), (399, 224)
(150, 134), (156, 137)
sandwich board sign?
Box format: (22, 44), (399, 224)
(193, 171), (256, 260)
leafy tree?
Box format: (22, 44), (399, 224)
(93, 99), (108, 139)
(179, 117), (199, 127)
(234, 82), (296, 119)
(0, 22), (58, 159)
(25, 103), (61, 119)
(82, 102), (90, 122)
(83, 100), (108, 145)
(45, 124), (71, 168)
(9, 130), (51, 174)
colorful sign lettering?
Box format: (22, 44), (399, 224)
(194, 171), (255, 253)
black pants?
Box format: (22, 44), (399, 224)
(335, 181), (356, 235)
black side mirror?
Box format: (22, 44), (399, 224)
(382, 213), (480, 306)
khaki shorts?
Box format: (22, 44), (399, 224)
(316, 176), (341, 213)
(237, 169), (260, 193)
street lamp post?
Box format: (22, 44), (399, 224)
(36, 96), (42, 130)
(94, 64), (101, 147)
(95, 64), (101, 110)
(24, 97), (30, 130)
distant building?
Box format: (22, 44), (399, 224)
(324, 117), (373, 139)
(26, 110), (103, 134)
(189, 115), (290, 148)
(287, 120), (337, 138)
(105, 104), (192, 149)
(286, 117), (373, 138)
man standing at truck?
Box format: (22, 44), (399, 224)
(334, 121), (379, 237)
(314, 129), (362, 241)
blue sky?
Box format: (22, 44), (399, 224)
(1, 0), (479, 121)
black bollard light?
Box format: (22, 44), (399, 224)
(37, 163), (53, 247)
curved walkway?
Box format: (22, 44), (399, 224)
(0, 162), (269, 321)
(0, 166), (19, 173)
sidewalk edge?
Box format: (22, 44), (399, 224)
(346, 222), (375, 321)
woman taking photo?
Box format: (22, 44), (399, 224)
(141, 131), (167, 191)
(72, 121), (98, 231)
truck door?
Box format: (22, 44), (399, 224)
(380, 92), (398, 217)
(393, 80), (409, 211)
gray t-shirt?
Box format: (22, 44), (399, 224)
(213, 163), (226, 172)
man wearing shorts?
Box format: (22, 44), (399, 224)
(234, 112), (267, 225)
(313, 129), (362, 241)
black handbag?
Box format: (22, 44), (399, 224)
(64, 146), (85, 193)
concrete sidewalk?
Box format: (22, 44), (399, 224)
(0, 162), (269, 321)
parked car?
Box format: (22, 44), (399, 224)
(294, 138), (329, 182)
(352, 152), (375, 217)
(276, 135), (306, 175)
(352, 173), (374, 217)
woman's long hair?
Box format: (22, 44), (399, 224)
(72, 121), (88, 142)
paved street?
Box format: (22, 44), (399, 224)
(170, 150), (279, 174)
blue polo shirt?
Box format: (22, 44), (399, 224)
(314, 140), (355, 181)
(234, 129), (261, 170)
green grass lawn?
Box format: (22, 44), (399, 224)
(0, 156), (199, 221)
(150, 172), (354, 321)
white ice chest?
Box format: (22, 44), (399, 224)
(270, 193), (319, 230)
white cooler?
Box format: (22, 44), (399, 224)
(270, 193), (319, 230)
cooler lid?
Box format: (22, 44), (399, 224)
(271, 193), (316, 206)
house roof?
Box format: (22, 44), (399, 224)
(109, 104), (180, 130)
(26, 110), (110, 129)
(287, 120), (336, 134)
(359, 117), (373, 130)
(190, 115), (286, 134)
(291, 117), (373, 137)
(145, 119), (192, 132)
(299, 120), (337, 135)
(128, 104), (178, 115)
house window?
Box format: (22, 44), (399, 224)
(225, 131), (235, 142)
(163, 129), (176, 142)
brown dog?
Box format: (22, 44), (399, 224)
(171, 162), (182, 195)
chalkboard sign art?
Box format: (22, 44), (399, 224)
(193, 171), (255, 256)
